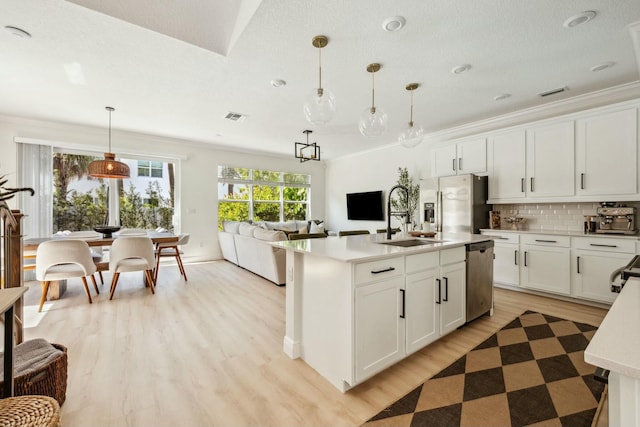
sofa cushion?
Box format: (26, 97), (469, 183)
(263, 221), (297, 231)
(253, 227), (288, 242)
(223, 221), (248, 234)
(238, 222), (259, 237)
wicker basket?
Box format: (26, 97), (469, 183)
(0, 395), (61, 427)
(1, 343), (68, 406)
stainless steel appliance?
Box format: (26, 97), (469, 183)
(609, 255), (640, 293)
(595, 206), (637, 235)
(466, 240), (494, 322)
(419, 174), (492, 233)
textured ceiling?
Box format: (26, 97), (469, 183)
(1, 0), (640, 159)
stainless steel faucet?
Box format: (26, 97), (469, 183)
(387, 184), (410, 239)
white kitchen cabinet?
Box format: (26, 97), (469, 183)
(354, 275), (405, 383)
(520, 235), (571, 296)
(576, 108), (638, 196)
(481, 231), (519, 287)
(438, 260), (466, 335)
(487, 130), (526, 200)
(571, 237), (634, 304)
(405, 268), (439, 354)
(432, 138), (486, 177)
(525, 121), (575, 198)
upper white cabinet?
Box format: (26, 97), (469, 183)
(432, 138), (486, 177)
(576, 108), (638, 196)
(488, 130), (526, 200)
(526, 121), (575, 198)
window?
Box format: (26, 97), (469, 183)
(217, 166), (310, 229)
(137, 160), (163, 178)
(52, 151), (175, 232)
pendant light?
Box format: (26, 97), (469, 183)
(303, 35), (336, 126)
(88, 107), (130, 179)
(358, 63), (388, 137)
(398, 83), (424, 148)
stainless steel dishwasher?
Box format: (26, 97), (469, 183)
(465, 240), (494, 323)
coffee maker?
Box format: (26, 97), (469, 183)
(596, 205), (637, 235)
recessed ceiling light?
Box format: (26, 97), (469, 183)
(4, 25), (31, 38)
(451, 64), (471, 74)
(382, 16), (406, 32)
(563, 11), (596, 28)
(590, 62), (614, 72)
(270, 79), (286, 88)
(493, 94), (511, 101)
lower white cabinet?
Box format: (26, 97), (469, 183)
(354, 247), (466, 384)
(571, 237), (634, 303)
(354, 276), (405, 382)
(481, 231), (519, 286)
(520, 235), (571, 295)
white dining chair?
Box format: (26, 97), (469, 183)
(108, 236), (156, 300)
(117, 228), (148, 236)
(36, 239), (99, 312)
(154, 233), (189, 283)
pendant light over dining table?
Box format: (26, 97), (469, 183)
(398, 83), (424, 148)
(88, 106), (130, 179)
(303, 35), (336, 126)
(358, 63), (388, 137)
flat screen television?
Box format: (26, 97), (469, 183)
(346, 190), (384, 221)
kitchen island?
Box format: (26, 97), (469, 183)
(272, 232), (491, 392)
(585, 276), (640, 427)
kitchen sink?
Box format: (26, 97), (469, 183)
(378, 238), (446, 247)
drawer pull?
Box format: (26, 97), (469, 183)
(486, 236), (509, 240)
(371, 267), (395, 274)
(589, 243), (618, 248)
(535, 239), (558, 243)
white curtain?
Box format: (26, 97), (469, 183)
(17, 143), (53, 239)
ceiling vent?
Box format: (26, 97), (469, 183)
(538, 86), (569, 97)
(224, 112), (247, 122)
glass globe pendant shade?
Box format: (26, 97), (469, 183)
(303, 87), (336, 126)
(359, 106), (388, 137)
(399, 122), (424, 148)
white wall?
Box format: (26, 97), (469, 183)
(325, 142), (431, 233)
(0, 115), (326, 262)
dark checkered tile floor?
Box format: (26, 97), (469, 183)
(362, 311), (604, 427)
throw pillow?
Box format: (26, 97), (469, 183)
(276, 229), (299, 239)
(299, 225), (308, 234)
(309, 221), (325, 234)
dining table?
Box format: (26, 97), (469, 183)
(23, 231), (178, 299)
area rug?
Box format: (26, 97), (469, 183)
(362, 311), (605, 427)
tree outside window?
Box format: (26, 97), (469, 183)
(217, 166), (310, 229)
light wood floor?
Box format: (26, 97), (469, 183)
(22, 260), (608, 427)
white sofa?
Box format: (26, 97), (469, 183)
(219, 220), (318, 285)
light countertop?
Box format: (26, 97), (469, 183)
(480, 228), (640, 240)
(271, 232), (491, 263)
(584, 277), (640, 379)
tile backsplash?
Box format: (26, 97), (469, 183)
(492, 202), (640, 232)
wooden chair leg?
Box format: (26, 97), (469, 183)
(98, 271), (104, 285)
(80, 277), (93, 304)
(109, 272), (120, 300)
(154, 249), (162, 284)
(175, 253), (187, 281)
(38, 281), (51, 312)
(145, 270), (156, 294)
(90, 274), (100, 295)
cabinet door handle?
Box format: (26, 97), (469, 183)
(443, 277), (449, 302)
(521, 178), (525, 193)
(524, 251), (528, 267)
(458, 157), (462, 171)
(581, 173), (585, 190)
(514, 250), (518, 265)
(400, 289), (406, 319)
(530, 177), (534, 192)
(535, 239), (558, 243)
(577, 256), (581, 274)
(436, 278), (441, 304)
(488, 236), (509, 240)
(589, 243), (618, 248)
(452, 158), (456, 171)
(371, 267), (395, 274)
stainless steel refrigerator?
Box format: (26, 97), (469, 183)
(419, 174), (491, 234)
